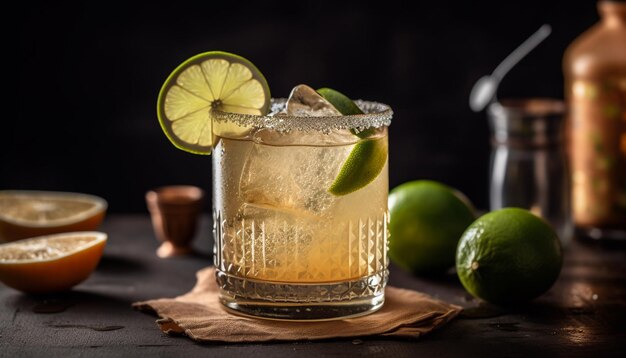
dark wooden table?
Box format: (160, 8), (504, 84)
(1, 215), (625, 357)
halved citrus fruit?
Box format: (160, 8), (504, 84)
(157, 51), (271, 154)
(0, 191), (107, 242)
(0, 232), (107, 293)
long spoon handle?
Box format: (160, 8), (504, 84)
(492, 24), (552, 80)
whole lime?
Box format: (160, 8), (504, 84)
(388, 180), (475, 274)
(456, 208), (563, 305)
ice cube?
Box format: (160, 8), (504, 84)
(239, 141), (351, 216)
(284, 84), (341, 117)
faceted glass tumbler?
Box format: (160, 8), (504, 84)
(211, 99), (392, 320)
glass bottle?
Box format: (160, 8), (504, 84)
(563, 0), (626, 241)
(488, 99), (573, 247)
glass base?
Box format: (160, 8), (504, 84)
(216, 269), (388, 321)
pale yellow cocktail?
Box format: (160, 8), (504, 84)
(212, 99), (391, 320)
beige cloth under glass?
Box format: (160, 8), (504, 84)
(133, 267), (461, 343)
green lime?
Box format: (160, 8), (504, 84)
(157, 51), (271, 155)
(318, 88), (387, 196)
(328, 138), (388, 196)
(456, 208), (562, 305)
(388, 180), (475, 274)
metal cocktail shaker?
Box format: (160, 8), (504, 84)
(488, 99), (573, 247)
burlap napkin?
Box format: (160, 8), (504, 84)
(133, 267), (461, 342)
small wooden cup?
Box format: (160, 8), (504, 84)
(146, 186), (204, 258)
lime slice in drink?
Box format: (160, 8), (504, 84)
(157, 51), (270, 154)
(318, 88), (388, 196)
(328, 137), (388, 196)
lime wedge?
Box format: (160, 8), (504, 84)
(318, 88), (388, 196)
(157, 51), (270, 154)
(328, 137), (388, 196)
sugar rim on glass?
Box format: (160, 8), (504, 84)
(211, 98), (392, 133)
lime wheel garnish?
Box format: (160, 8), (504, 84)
(157, 51), (271, 154)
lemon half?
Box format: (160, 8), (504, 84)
(0, 232), (107, 293)
(0, 190), (107, 242)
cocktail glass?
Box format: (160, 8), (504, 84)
(211, 99), (392, 320)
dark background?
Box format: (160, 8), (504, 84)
(6, 1), (598, 212)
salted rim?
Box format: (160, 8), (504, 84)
(0, 190), (108, 227)
(211, 98), (392, 132)
(0, 231), (107, 264)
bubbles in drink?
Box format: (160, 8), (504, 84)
(239, 141), (351, 216)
